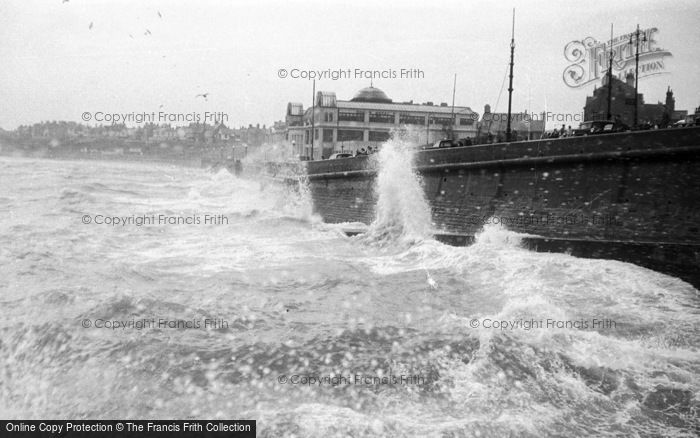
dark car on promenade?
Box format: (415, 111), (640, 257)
(572, 120), (630, 136)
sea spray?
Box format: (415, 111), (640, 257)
(472, 220), (524, 248)
(2, 157), (699, 435)
(363, 129), (434, 246)
(290, 172), (317, 223)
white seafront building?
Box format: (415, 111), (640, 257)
(286, 86), (479, 159)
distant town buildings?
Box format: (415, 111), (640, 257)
(584, 74), (687, 127)
(285, 86), (479, 159)
(691, 106), (700, 125)
(11, 120), (283, 150)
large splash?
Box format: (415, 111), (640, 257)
(2, 156), (699, 435)
(364, 129), (433, 246)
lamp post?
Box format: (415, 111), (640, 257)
(310, 79), (315, 160)
(606, 24), (614, 121)
(450, 73), (456, 140)
(629, 25), (647, 128)
(505, 9), (515, 142)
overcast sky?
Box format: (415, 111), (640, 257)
(1, 0), (698, 130)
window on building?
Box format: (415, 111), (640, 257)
(338, 111), (365, 122)
(368, 131), (390, 142)
(459, 118), (474, 126)
(399, 113), (426, 125)
(337, 129), (364, 141)
(324, 112), (334, 122)
(323, 129), (333, 142)
(314, 129), (319, 140)
(369, 111), (395, 124)
(430, 116), (453, 126)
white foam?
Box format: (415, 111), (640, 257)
(364, 129), (434, 245)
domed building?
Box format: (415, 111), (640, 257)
(285, 85), (479, 160)
(349, 86), (393, 104)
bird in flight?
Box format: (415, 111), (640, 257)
(158, 11), (162, 18)
(195, 93), (210, 101)
(89, 22), (93, 30)
(62, 0), (69, 3)
(144, 29), (152, 36)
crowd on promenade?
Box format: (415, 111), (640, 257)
(544, 124), (575, 138)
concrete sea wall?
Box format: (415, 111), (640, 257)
(305, 127), (700, 286)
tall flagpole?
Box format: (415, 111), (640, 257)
(630, 24), (645, 128)
(450, 73), (457, 139)
(311, 79), (315, 160)
(606, 24), (614, 120)
(506, 9), (515, 142)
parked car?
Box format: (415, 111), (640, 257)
(572, 120), (630, 136)
(328, 152), (353, 159)
(672, 120), (694, 128)
(432, 139), (458, 148)
(634, 122), (654, 131)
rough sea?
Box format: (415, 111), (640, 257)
(0, 141), (698, 437)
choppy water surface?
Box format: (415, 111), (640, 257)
(0, 143), (698, 437)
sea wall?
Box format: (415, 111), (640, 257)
(305, 127), (700, 285)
